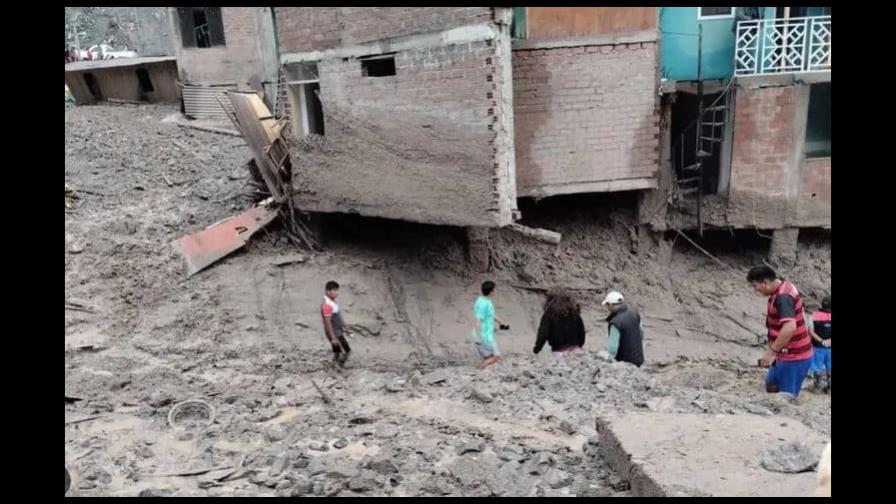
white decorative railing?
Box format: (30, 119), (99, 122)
(735, 16), (831, 76)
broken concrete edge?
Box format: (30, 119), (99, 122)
(595, 415), (669, 497)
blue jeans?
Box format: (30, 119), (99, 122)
(766, 358), (812, 396)
(810, 346), (831, 373)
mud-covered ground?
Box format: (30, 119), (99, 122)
(65, 104), (831, 497)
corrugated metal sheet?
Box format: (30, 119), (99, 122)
(182, 85), (237, 120)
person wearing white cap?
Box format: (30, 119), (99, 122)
(602, 291), (644, 367)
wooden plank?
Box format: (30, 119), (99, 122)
(228, 93), (285, 200)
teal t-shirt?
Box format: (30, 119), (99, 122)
(474, 296), (495, 345)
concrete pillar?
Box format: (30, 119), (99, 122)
(466, 227), (491, 273)
(769, 228), (799, 264)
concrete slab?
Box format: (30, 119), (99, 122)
(596, 412), (827, 497)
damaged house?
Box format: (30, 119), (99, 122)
(274, 7), (663, 255)
(649, 7), (831, 259)
(65, 56), (180, 105)
(172, 7), (831, 273)
(169, 7), (279, 119)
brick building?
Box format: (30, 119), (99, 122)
(276, 7), (517, 228)
(168, 7), (279, 118)
(512, 8), (660, 197)
(274, 7), (663, 230)
(651, 7), (831, 259)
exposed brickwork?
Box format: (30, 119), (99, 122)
(275, 7), (494, 54)
(288, 37), (514, 227)
(512, 42), (660, 196)
(726, 84), (830, 229)
(173, 7), (270, 86)
(797, 157), (831, 225)
(729, 86), (794, 202)
(274, 7), (340, 54)
(727, 86), (795, 228)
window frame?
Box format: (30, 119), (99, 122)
(177, 7), (226, 49)
(697, 7), (735, 20)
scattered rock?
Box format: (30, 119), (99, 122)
(367, 459), (399, 475)
(84, 468), (112, 484)
(270, 455), (289, 477)
(545, 468), (574, 489)
(761, 442), (819, 474)
(333, 437), (349, 449)
(348, 476), (376, 492)
(468, 388), (493, 403)
(577, 486), (613, 497)
(456, 440), (485, 455)
(265, 427), (288, 442)
(587, 435), (600, 446)
(526, 452), (553, 475)
(559, 420), (576, 435)
(421, 369), (451, 385)
(138, 488), (176, 497)
(421, 479), (454, 495)
(607, 475), (629, 491)
(535, 486), (572, 497)
(498, 446), (523, 462)
(290, 479), (314, 497)
(385, 378), (406, 393)
(69, 244), (85, 254)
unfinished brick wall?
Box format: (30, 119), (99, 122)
(275, 7), (494, 53)
(728, 86), (795, 228)
(797, 157), (831, 226)
(727, 84), (830, 228)
(173, 7), (270, 86)
(513, 42), (660, 197)
(288, 37), (515, 227)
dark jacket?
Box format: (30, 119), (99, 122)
(534, 312), (586, 354)
(606, 305), (644, 367)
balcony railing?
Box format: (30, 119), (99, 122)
(735, 15), (831, 77)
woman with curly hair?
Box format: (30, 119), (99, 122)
(533, 288), (586, 361)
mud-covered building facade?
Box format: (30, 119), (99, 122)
(270, 7), (828, 261)
(273, 7), (663, 229)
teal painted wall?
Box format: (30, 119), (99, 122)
(660, 7), (828, 81)
(660, 7), (738, 81)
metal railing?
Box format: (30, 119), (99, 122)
(735, 15), (831, 76)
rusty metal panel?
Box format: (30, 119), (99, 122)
(171, 203), (278, 276)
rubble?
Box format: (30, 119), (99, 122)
(65, 104), (830, 497)
(761, 442), (819, 474)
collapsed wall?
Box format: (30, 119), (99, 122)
(277, 8), (517, 227)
